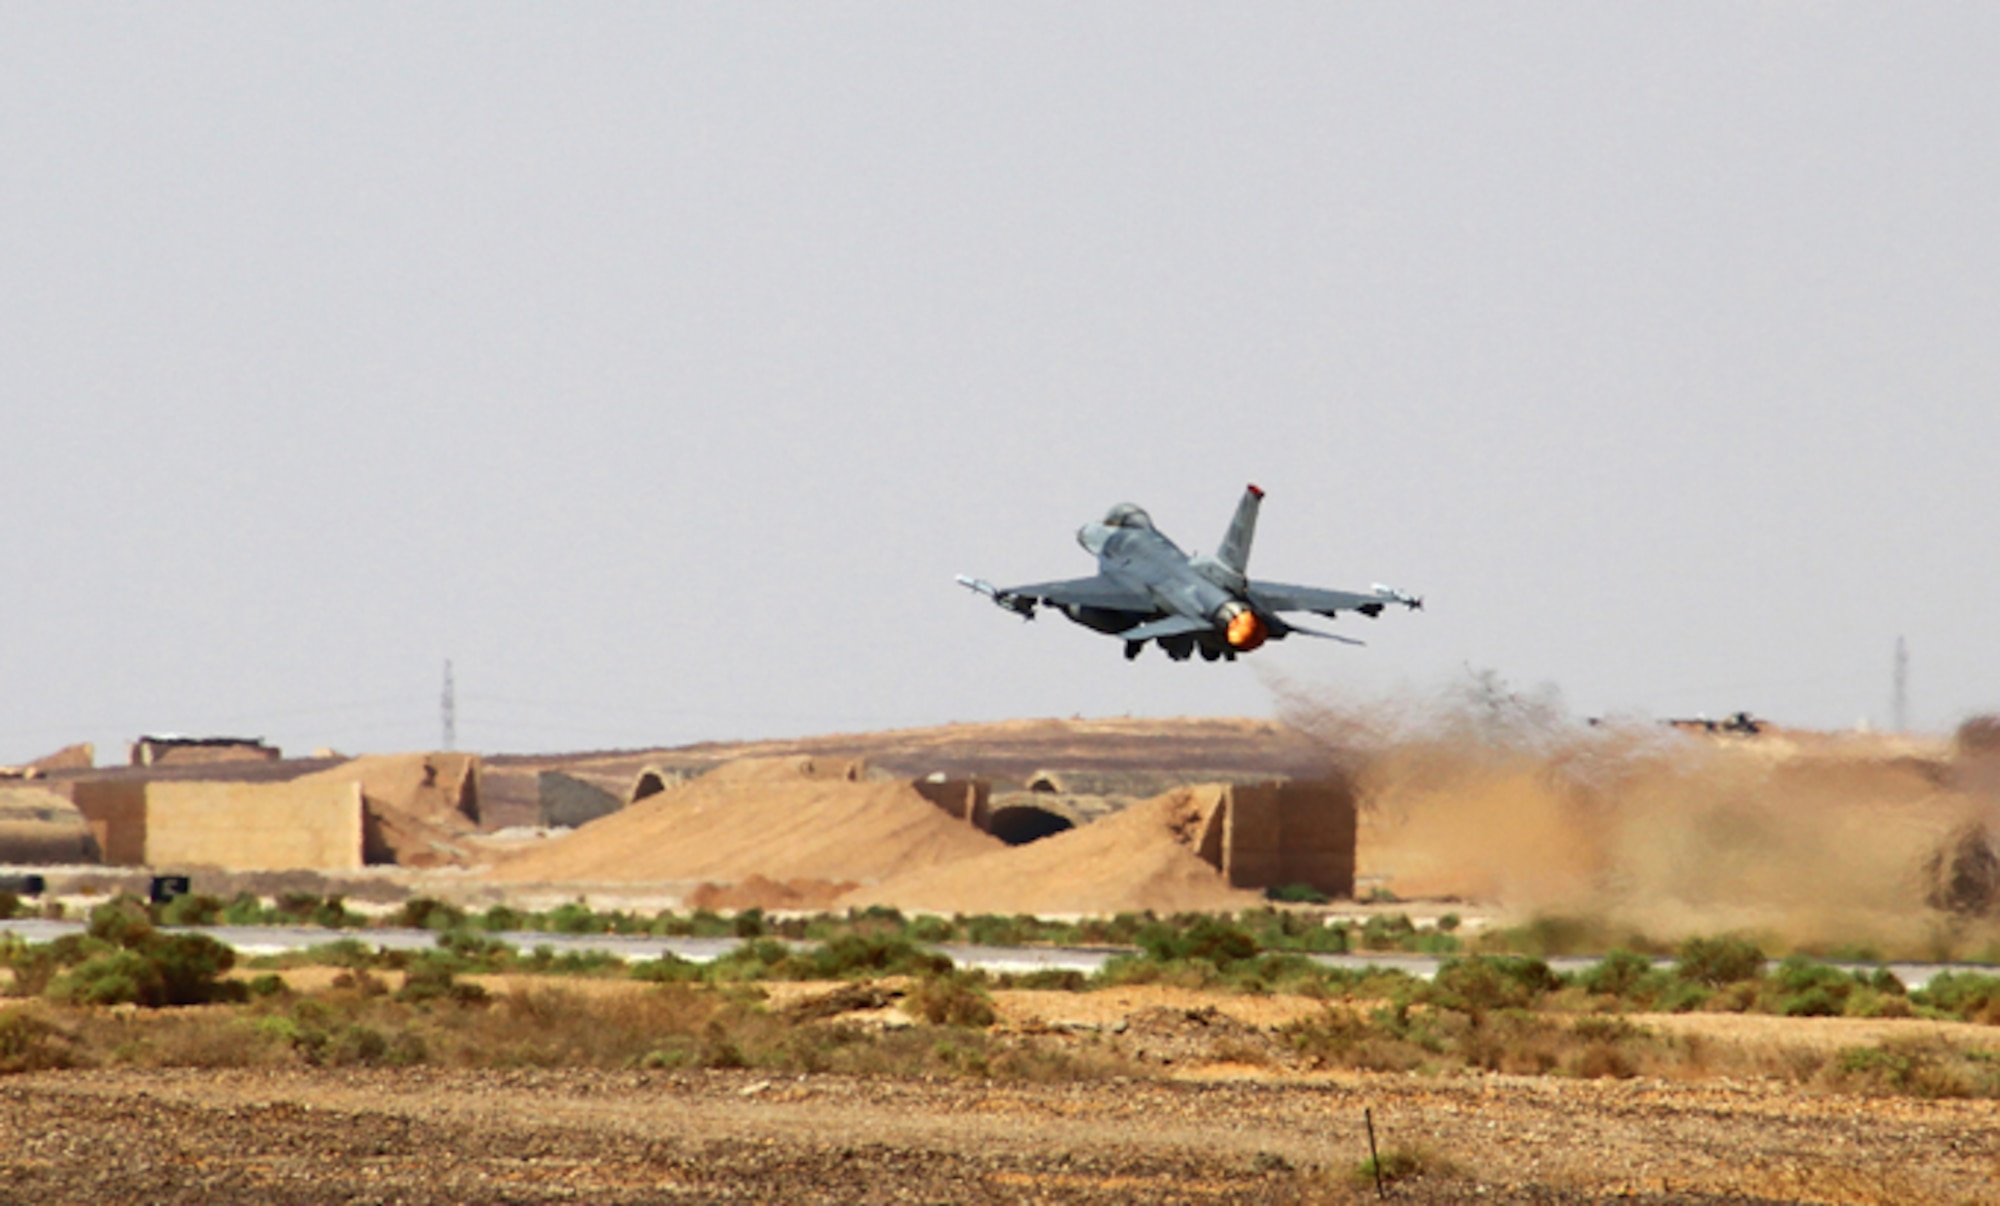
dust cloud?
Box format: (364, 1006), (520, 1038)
(1274, 672), (2000, 955)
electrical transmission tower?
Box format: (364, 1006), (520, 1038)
(1892, 636), (1909, 733)
(441, 659), (457, 752)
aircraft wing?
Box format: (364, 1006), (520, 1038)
(1248, 580), (1396, 618)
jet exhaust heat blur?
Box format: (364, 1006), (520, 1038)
(956, 484), (1421, 662)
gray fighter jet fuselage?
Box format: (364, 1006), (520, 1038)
(958, 484), (1421, 662)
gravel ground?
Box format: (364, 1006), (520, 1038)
(2, 1064), (1994, 1204)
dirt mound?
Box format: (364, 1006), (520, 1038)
(483, 716), (1331, 788)
(481, 757), (1002, 884)
(685, 875), (858, 912)
(840, 788), (1259, 916)
(702, 755), (864, 783)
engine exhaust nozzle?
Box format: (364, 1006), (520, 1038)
(1220, 602), (1267, 652)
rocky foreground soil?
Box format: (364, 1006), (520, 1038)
(2, 1064), (1994, 1205)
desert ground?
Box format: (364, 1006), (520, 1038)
(8, 1062), (1995, 1205)
(5, 968), (1997, 1206)
(5, 707), (2000, 1203)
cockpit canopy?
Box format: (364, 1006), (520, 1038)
(1101, 503), (1154, 531)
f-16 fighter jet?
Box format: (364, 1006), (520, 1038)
(958, 484), (1421, 662)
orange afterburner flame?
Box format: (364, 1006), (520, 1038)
(1225, 609), (1267, 651)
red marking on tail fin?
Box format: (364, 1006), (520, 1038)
(1246, 483), (1264, 499)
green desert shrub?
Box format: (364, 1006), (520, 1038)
(1655, 980), (1714, 1013)
(1358, 913), (1417, 951)
(157, 892), (224, 927)
(1426, 956), (1561, 1014)
(48, 949), (164, 1007)
(905, 974), (996, 1028)
(1767, 956), (1865, 1017)
(394, 958), (489, 1006)
(905, 914), (955, 944)
(517, 944), (625, 977)
(1071, 913), (1152, 947)
(150, 933), (244, 1005)
(392, 897), (467, 932)
(1913, 971), (2000, 1023)
(300, 938), (382, 971)
(960, 913), (1046, 947)
(1826, 1040), (2000, 1099)
(630, 952), (708, 983)
(1674, 935), (1766, 988)
(1138, 916), (1259, 967)
(0, 1007), (81, 1073)
(1238, 908), (1350, 955)
(479, 904), (526, 933)
(432, 929), (517, 972)
(1576, 949), (1663, 1002)
(545, 901), (606, 934)
(220, 893), (267, 925)
(651, 909), (737, 939)
(2, 934), (91, 998)
(87, 895), (154, 948)
(27, 902), (246, 1008)
(805, 934), (952, 980)
(49, 933), (246, 1008)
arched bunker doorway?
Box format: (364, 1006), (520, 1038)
(630, 768), (673, 804)
(984, 803), (1076, 846)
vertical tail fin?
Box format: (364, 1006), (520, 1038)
(1216, 483), (1263, 577)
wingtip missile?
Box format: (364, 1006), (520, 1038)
(957, 575), (1036, 619)
(1370, 583), (1424, 611)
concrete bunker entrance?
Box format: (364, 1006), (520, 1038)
(984, 804), (1076, 846)
(631, 769), (672, 803)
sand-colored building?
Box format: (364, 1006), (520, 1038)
(0, 785), (97, 864)
(68, 778), (365, 870)
(40, 750), (479, 872)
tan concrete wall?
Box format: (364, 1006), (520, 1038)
(0, 786), (96, 863)
(1199, 780), (1357, 897)
(912, 779), (989, 825)
(69, 781), (149, 866)
(132, 740), (281, 767)
(142, 780), (364, 870)
(27, 743), (94, 773)
(1272, 779), (1357, 898)
(1219, 783), (1284, 889)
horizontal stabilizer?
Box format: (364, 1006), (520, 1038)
(1279, 620), (1365, 646)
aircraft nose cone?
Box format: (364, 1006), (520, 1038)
(1077, 523), (1111, 555)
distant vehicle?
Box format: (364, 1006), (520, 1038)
(958, 484), (1421, 662)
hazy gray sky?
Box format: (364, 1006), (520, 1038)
(5, 5), (1996, 761)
